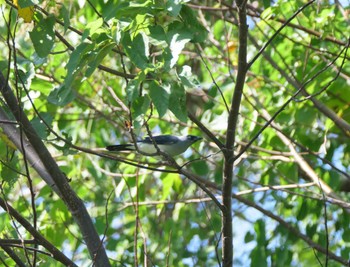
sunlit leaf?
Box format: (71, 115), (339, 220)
(14, 0), (34, 22)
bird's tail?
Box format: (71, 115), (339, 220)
(106, 144), (134, 152)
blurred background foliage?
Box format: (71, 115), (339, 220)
(0, 0), (350, 266)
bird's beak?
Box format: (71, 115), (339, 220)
(195, 136), (202, 142)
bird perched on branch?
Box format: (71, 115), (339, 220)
(106, 135), (202, 156)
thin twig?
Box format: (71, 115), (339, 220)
(247, 0), (316, 69)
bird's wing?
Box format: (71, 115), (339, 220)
(142, 135), (179, 145)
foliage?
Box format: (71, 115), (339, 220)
(0, 0), (349, 266)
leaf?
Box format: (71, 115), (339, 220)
(178, 65), (200, 88)
(161, 175), (174, 200)
(104, 0), (153, 20)
(1, 161), (18, 187)
(17, 0), (34, 8)
(168, 83), (187, 122)
(180, 5), (208, 43)
(149, 81), (170, 118)
(65, 42), (94, 87)
(148, 25), (167, 47)
(191, 160), (209, 176)
(50, 132), (76, 155)
(132, 95), (150, 118)
(0, 131), (17, 150)
(263, 0), (271, 8)
(296, 199), (308, 221)
(30, 113), (53, 139)
(14, 0), (34, 23)
(83, 18), (104, 40)
(126, 79), (140, 102)
(16, 61), (35, 89)
(166, 23), (192, 68)
(261, 6), (274, 20)
(86, 41), (115, 77)
(166, 0), (183, 17)
(59, 5), (70, 33)
(251, 220), (268, 267)
(244, 231), (255, 243)
(18, 5), (34, 23)
(122, 32), (149, 70)
(48, 85), (76, 106)
(29, 14), (55, 57)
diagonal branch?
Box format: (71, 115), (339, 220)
(0, 197), (78, 267)
(0, 73), (111, 267)
(247, 91), (336, 197)
(247, 0), (316, 69)
(232, 193), (348, 266)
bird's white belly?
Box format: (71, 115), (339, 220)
(138, 143), (186, 156)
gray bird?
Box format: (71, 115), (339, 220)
(106, 135), (202, 156)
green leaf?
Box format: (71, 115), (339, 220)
(263, 0), (271, 9)
(30, 112), (53, 139)
(180, 5), (207, 43)
(296, 200), (308, 221)
(65, 42), (94, 87)
(85, 42), (115, 77)
(84, 18), (104, 39)
(191, 160), (209, 176)
(148, 25), (167, 47)
(244, 231), (255, 243)
(29, 14), (55, 58)
(18, 0), (34, 8)
(251, 220), (268, 267)
(166, 0), (183, 17)
(261, 6), (274, 20)
(47, 85), (76, 106)
(132, 95), (151, 118)
(59, 5), (70, 33)
(161, 174), (175, 200)
(50, 132), (76, 155)
(166, 23), (192, 68)
(104, 0), (153, 20)
(178, 65), (200, 88)
(16, 61), (35, 89)
(126, 79), (140, 102)
(148, 81), (170, 117)
(122, 32), (149, 70)
(295, 105), (316, 125)
(168, 83), (187, 122)
(1, 161), (18, 188)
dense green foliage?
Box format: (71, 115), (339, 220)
(0, 0), (350, 266)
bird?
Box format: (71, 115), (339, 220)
(106, 135), (202, 156)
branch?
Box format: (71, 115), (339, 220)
(249, 34), (350, 137)
(0, 73), (111, 267)
(220, 1), (346, 46)
(0, 108), (62, 196)
(232, 193), (348, 265)
(1, 245), (27, 267)
(221, 1), (248, 266)
(188, 112), (225, 150)
(178, 173), (348, 265)
(184, 172), (348, 265)
(247, 0), (316, 69)
(0, 198), (78, 267)
(247, 91), (335, 196)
